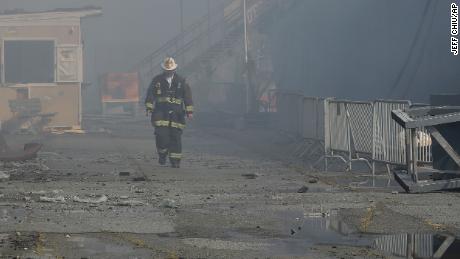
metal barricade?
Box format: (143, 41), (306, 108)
(324, 100), (373, 171)
(372, 100), (411, 172)
(293, 97), (327, 162)
(275, 92), (432, 174)
(301, 97), (325, 140)
(347, 101), (374, 154)
(408, 104), (433, 164)
(327, 100), (349, 153)
(417, 127), (432, 163)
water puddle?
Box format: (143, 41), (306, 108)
(199, 207), (363, 256)
(232, 209), (374, 257)
(265, 209), (460, 258)
(1, 221), (459, 258)
(283, 209), (371, 243)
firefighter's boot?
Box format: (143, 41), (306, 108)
(158, 154), (167, 165)
(170, 159), (180, 168)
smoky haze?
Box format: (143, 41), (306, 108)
(1, 0), (458, 107)
(1, 0), (213, 112)
(1, 2), (460, 257)
(270, 0), (460, 102)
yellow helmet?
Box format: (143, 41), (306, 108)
(161, 57), (178, 71)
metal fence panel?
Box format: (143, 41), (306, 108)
(317, 98), (326, 141)
(277, 92), (432, 171)
(347, 101), (374, 154)
(408, 104), (433, 163)
(372, 100), (411, 165)
(327, 100), (349, 152)
(417, 127), (432, 163)
(301, 97), (325, 140)
(324, 98), (331, 152)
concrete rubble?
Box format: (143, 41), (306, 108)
(116, 199), (145, 206)
(160, 198), (178, 209)
(39, 196), (65, 203)
(73, 194), (108, 204)
(0, 119), (459, 258)
(0, 171), (10, 181)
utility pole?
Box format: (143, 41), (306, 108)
(179, 0), (184, 64)
(180, 0), (184, 35)
(243, 0), (248, 64)
(207, 0), (211, 47)
(243, 0), (250, 113)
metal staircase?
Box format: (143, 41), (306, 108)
(132, 0), (283, 94)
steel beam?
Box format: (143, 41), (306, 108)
(427, 127), (460, 168)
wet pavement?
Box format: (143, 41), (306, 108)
(3, 222), (459, 258)
(0, 116), (459, 258)
(333, 174), (405, 191)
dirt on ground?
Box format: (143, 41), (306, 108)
(0, 115), (459, 259)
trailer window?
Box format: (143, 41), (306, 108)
(4, 40), (55, 84)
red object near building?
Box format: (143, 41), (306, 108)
(101, 72), (140, 103)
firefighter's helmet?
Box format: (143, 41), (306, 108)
(161, 57), (178, 71)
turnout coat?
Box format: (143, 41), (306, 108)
(145, 73), (193, 130)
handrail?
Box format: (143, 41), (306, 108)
(136, 4), (244, 78)
(133, 0), (231, 71)
(134, 0), (279, 81)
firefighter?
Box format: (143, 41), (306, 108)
(145, 57), (193, 168)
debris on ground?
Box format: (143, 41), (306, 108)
(39, 196), (66, 203)
(73, 194), (108, 204)
(1, 115), (458, 258)
(0, 142), (43, 162)
(297, 186), (309, 193)
(160, 199), (178, 209)
(96, 154), (121, 164)
(49, 129), (86, 135)
(116, 200), (145, 206)
(242, 173), (259, 179)
(133, 188), (146, 194)
(118, 168), (135, 177)
(305, 209), (331, 218)
(119, 171), (131, 176)
(0, 171), (10, 181)
(0, 159), (50, 177)
(132, 177), (146, 182)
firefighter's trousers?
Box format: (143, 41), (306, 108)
(155, 126), (182, 163)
